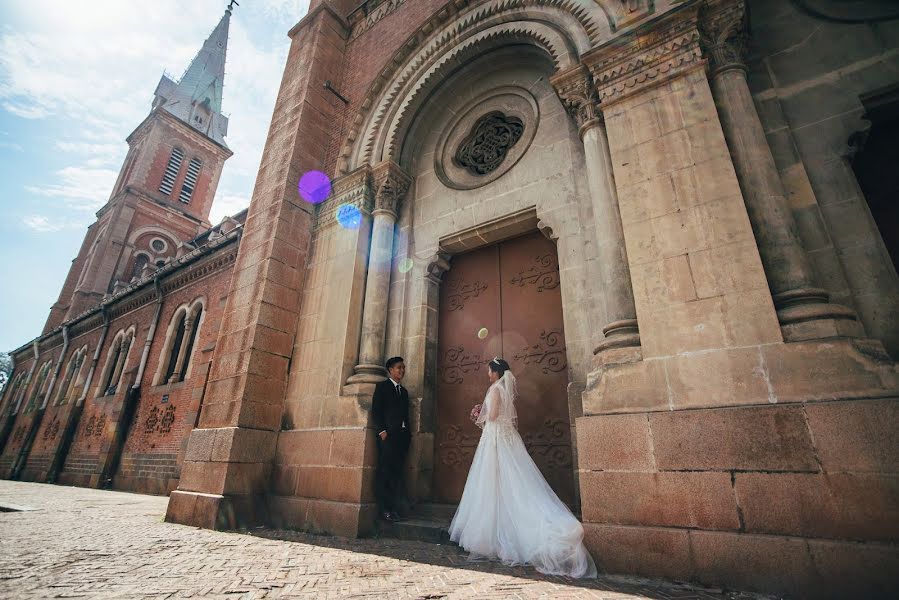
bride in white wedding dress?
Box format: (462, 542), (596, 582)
(448, 357), (597, 579)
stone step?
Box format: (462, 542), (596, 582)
(376, 517), (452, 544)
(410, 502), (457, 522)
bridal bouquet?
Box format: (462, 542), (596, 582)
(469, 403), (482, 423)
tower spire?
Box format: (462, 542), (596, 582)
(151, 6), (234, 146)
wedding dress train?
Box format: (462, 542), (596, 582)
(448, 371), (597, 578)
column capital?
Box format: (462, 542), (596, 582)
(550, 64), (603, 138)
(582, 3), (703, 108)
(372, 160), (412, 218)
(698, 0), (749, 77)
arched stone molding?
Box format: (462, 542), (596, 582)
(339, 0), (613, 174)
(153, 297), (206, 386)
(126, 226), (179, 249)
(96, 326), (136, 398)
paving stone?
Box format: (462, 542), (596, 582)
(0, 481), (773, 599)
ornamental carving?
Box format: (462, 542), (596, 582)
(454, 112), (524, 176)
(551, 64), (602, 133)
(12, 425), (26, 444)
(372, 161), (412, 217)
(437, 424), (480, 467)
(440, 346), (482, 385)
(521, 418), (572, 469)
(159, 405), (176, 434)
(445, 278), (488, 311)
(145, 406), (159, 433)
(42, 418), (60, 442)
(513, 330), (567, 374)
(585, 5), (704, 106)
(698, 0), (749, 75)
(94, 413), (105, 437)
(84, 414), (96, 436)
(144, 404), (177, 434)
(510, 254), (560, 292)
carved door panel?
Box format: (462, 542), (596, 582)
(435, 244), (501, 504)
(500, 232), (574, 506)
(435, 231), (574, 506)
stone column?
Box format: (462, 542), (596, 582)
(699, 0), (861, 341)
(348, 160), (412, 383)
(552, 65), (641, 359)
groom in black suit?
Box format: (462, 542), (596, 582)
(371, 356), (411, 522)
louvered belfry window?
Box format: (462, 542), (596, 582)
(159, 147), (185, 195)
(179, 157), (202, 203)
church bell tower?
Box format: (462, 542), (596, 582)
(43, 5), (236, 333)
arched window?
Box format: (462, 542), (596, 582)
(158, 147), (185, 196)
(130, 254), (149, 281)
(179, 158), (202, 204)
(1, 373), (26, 415)
(55, 346), (88, 406)
(25, 361), (52, 413)
(157, 300), (204, 385)
(99, 330), (134, 397)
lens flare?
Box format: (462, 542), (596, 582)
(477, 327), (489, 340)
(398, 258), (414, 273)
(298, 170), (331, 204)
(336, 204), (362, 229)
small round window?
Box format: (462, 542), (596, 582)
(150, 238), (167, 253)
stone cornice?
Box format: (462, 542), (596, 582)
(313, 166), (374, 233)
(583, 0), (705, 107)
(372, 160), (412, 218)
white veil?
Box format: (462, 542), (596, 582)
(476, 363), (518, 428)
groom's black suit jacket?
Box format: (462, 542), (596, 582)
(371, 379), (410, 437)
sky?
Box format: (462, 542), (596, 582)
(0, 0), (311, 352)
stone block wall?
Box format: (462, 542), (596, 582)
(747, 0), (899, 357)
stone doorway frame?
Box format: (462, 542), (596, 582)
(408, 206), (580, 509)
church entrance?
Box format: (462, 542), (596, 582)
(434, 230), (575, 506)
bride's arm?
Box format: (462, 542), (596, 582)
(486, 387), (501, 421)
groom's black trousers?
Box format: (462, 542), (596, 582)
(375, 428), (410, 514)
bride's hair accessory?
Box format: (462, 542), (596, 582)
(488, 357), (511, 376)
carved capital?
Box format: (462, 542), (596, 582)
(372, 160), (412, 218)
(551, 64), (602, 137)
(699, 0), (749, 77)
(583, 4), (704, 107)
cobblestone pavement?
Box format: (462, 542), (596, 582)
(0, 481), (773, 599)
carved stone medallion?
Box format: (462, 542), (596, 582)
(435, 86), (539, 190)
(454, 111), (524, 176)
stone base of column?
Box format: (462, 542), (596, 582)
(773, 287), (865, 342)
(593, 318), (642, 365)
(166, 490), (265, 530)
(346, 364), (387, 384)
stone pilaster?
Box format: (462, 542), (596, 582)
(699, 0), (862, 341)
(551, 65), (640, 363)
(347, 160), (412, 383)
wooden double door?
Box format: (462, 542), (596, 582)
(435, 230), (575, 506)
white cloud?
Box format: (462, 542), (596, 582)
(0, 140), (23, 152)
(210, 193), (251, 224)
(25, 166), (118, 211)
(22, 214), (82, 233)
(2, 0), (306, 227)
